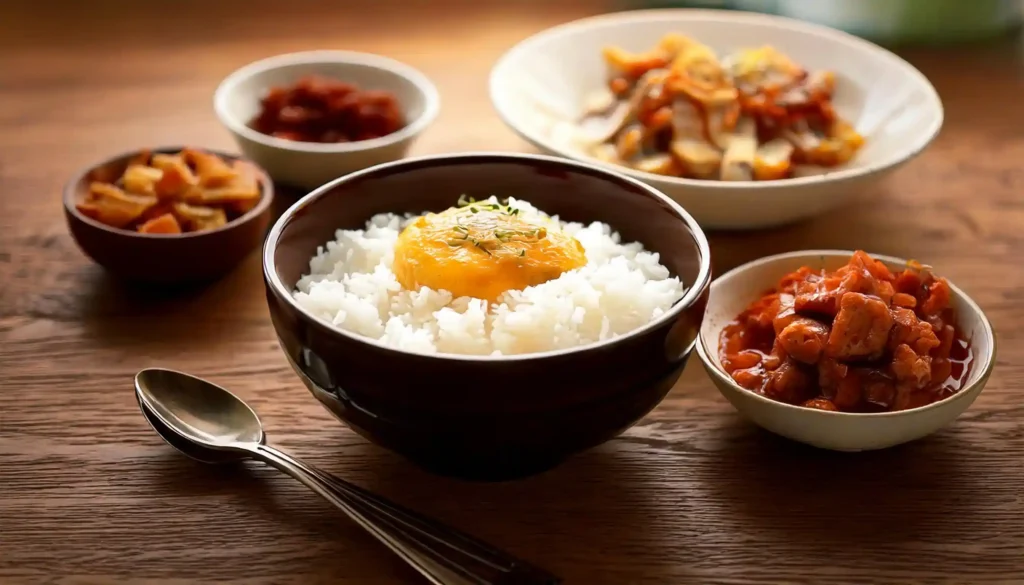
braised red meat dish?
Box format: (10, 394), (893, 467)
(719, 251), (973, 412)
(250, 75), (405, 144)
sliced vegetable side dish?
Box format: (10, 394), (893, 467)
(719, 251), (973, 413)
(577, 34), (865, 181)
(76, 149), (262, 234)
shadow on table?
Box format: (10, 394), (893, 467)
(311, 437), (690, 583)
(690, 423), (988, 550)
(140, 429), (688, 582)
(307, 413), (1002, 582)
(72, 270), (240, 344)
(137, 449), (425, 582)
(136, 410), (997, 584)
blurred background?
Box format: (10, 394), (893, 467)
(3, 0), (1022, 46)
(631, 0), (1023, 44)
(2, 0), (1021, 184)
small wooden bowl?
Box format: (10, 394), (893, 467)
(63, 146), (274, 284)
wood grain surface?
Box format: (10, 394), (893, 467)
(1, 1), (1022, 584)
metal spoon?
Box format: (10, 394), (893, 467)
(135, 368), (560, 585)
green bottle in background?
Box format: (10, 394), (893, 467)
(627, 0), (1023, 44)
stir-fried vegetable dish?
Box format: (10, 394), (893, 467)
(577, 34), (865, 181)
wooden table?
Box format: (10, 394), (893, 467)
(2, 1), (1022, 583)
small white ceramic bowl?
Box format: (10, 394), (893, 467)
(489, 10), (944, 230)
(214, 51), (440, 190)
(695, 250), (995, 451)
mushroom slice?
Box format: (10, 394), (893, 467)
(775, 70), (837, 112)
(615, 123), (645, 161)
(670, 139), (722, 180)
(589, 143), (622, 165)
(670, 98), (723, 179)
(581, 88), (618, 118)
(705, 102), (740, 150)
(792, 120), (864, 167)
(577, 69), (666, 144)
(754, 138), (795, 181)
(632, 153), (680, 176)
(782, 130), (821, 154)
(578, 100), (631, 145)
(781, 119), (822, 157)
(803, 70), (836, 100)
(670, 97), (705, 140)
(720, 117), (757, 181)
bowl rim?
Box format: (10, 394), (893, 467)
(489, 8), (945, 190)
(695, 249), (996, 418)
(62, 145), (275, 240)
(213, 50), (441, 154)
(263, 151), (713, 362)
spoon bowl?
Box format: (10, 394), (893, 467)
(136, 368), (264, 451)
(135, 387), (245, 465)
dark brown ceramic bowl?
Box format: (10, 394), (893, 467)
(264, 152), (712, 480)
(63, 146), (274, 284)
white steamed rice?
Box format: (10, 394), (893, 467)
(294, 197), (685, 356)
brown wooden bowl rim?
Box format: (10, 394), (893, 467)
(62, 145), (275, 240)
(263, 151), (713, 362)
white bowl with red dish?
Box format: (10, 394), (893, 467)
(214, 50), (440, 190)
(695, 250), (995, 451)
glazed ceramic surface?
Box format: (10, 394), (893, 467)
(263, 153), (712, 480)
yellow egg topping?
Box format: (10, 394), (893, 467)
(392, 198), (587, 302)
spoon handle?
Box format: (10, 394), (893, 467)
(252, 444), (561, 585)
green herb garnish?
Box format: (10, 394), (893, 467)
(449, 194), (545, 259)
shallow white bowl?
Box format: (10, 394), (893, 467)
(214, 51), (440, 190)
(489, 10), (944, 230)
(695, 250), (995, 451)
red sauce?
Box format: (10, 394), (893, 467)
(249, 75), (405, 144)
(718, 251), (973, 413)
